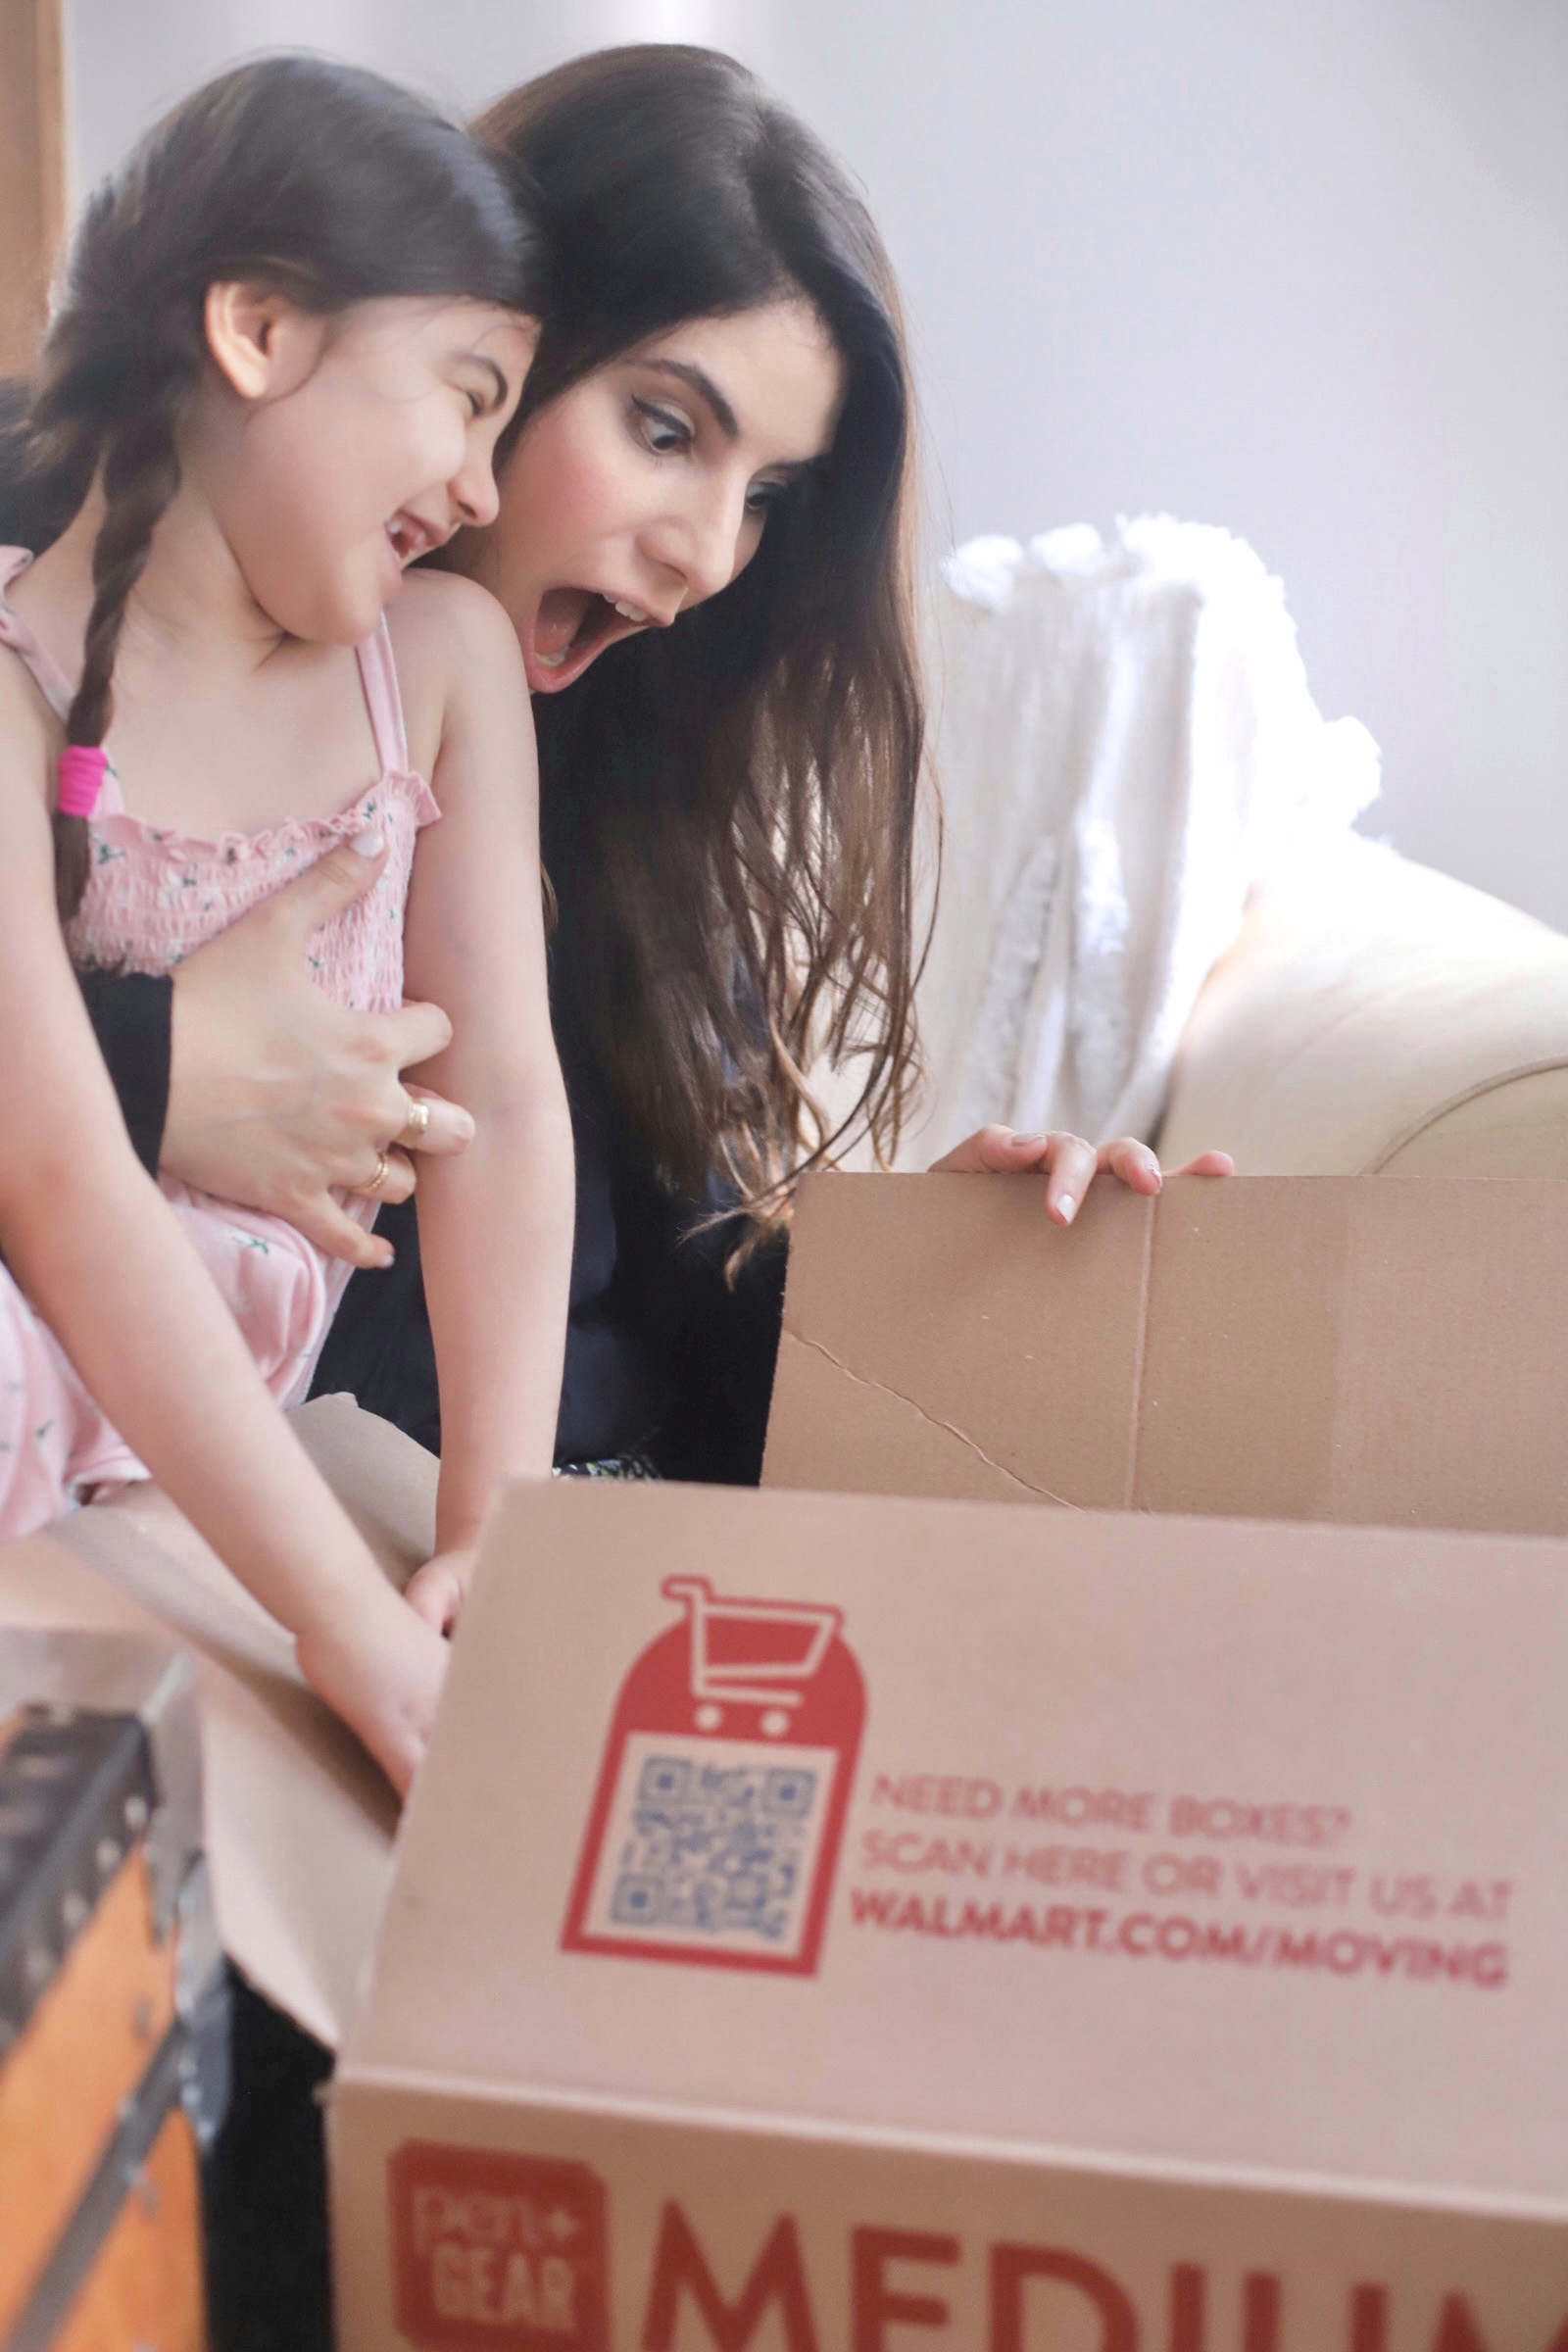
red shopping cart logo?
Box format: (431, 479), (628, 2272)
(563, 1576), (865, 1975)
(389, 2142), (608, 2351)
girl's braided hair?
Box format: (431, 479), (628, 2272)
(0, 55), (537, 920)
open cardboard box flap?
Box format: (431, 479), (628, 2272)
(0, 1394), (429, 2045)
(333, 1476), (1568, 2337)
(764, 1172), (1568, 1531)
(343, 1482), (1568, 2192)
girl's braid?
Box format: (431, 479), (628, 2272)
(0, 286), (131, 558)
(53, 335), (189, 922)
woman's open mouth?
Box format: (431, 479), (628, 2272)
(525, 586), (653, 693)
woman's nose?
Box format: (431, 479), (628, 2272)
(652, 479), (747, 611)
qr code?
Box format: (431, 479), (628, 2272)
(580, 1733), (837, 1960)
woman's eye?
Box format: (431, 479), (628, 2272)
(632, 399), (693, 455)
(745, 479), (788, 518)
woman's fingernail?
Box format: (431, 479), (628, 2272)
(1012, 1132), (1048, 1147)
(377, 1244), (396, 1268)
(1056, 1195), (1076, 1224)
(352, 828), (385, 857)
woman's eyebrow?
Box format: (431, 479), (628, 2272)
(642, 359), (739, 439)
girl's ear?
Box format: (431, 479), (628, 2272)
(204, 282), (323, 402)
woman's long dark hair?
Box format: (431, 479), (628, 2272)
(474, 47), (926, 1242)
(0, 55), (536, 920)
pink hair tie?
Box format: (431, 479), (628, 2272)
(57, 745), (107, 819)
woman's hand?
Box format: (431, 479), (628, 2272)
(404, 1546), (477, 1638)
(163, 837), (476, 1268)
(929, 1124), (1234, 1224)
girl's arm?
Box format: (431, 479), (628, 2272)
(393, 576), (574, 1619)
(0, 668), (446, 1792)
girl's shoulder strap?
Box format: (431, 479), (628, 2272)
(0, 547), (74, 721)
(355, 617), (411, 779)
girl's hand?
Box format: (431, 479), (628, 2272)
(929, 1125), (1234, 1226)
(295, 1592), (450, 1797)
(164, 838), (476, 1268)
(404, 1547), (478, 1638)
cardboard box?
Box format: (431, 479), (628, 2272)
(763, 1174), (1568, 1531)
(332, 1477), (1568, 2346)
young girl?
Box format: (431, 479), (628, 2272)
(0, 58), (574, 1789)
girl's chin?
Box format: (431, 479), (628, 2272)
(259, 586), (382, 650)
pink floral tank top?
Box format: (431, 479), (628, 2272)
(0, 546), (440, 1431)
(0, 549), (438, 1003)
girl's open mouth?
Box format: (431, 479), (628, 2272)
(525, 586), (653, 693)
(385, 512), (442, 565)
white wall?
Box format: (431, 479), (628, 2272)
(67, 0), (1568, 925)
(66, 0), (751, 176)
(760, 0), (1568, 928)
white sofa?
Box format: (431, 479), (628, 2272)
(1159, 844), (1568, 1178)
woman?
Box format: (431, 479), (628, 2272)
(87, 46), (1226, 1507)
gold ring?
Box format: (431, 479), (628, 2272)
(350, 1150), (389, 1199)
(395, 1097), (430, 1149)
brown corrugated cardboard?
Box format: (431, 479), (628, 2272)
(333, 1478), (1568, 2343)
(0, 1394), (428, 2044)
(763, 1172), (1568, 1531)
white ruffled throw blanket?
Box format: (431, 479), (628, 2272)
(884, 515), (1381, 1164)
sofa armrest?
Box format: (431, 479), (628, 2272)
(1156, 841), (1568, 1178)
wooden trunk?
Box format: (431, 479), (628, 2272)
(0, 1634), (220, 2351)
